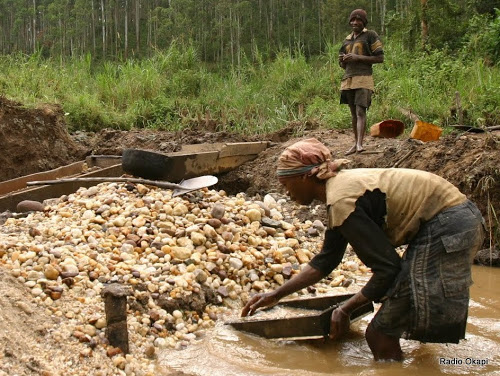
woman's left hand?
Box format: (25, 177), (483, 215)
(329, 307), (350, 340)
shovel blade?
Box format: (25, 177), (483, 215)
(172, 175), (218, 197)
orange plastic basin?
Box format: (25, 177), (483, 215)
(410, 120), (442, 142)
(370, 119), (405, 138)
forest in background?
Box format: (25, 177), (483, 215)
(1, 0), (500, 63)
(0, 0), (499, 133)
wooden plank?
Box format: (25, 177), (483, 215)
(122, 142), (268, 182)
(218, 141), (269, 158)
(180, 143), (225, 153)
(0, 164), (123, 212)
(180, 151), (221, 179)
(0, 161), (85, 196)
(122, 149), (221, 181)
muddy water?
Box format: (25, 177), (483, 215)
(158, 266), (500, 375)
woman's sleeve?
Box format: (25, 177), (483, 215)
(338, 193), (401, 302)
(308, 228), (348, 275)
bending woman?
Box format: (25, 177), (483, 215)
(241, 138), (484, 361)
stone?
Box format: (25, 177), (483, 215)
(307, 227), (319, 236)
(16, 200), (45, 212)
(261, 217), (282, 229)
(211, 204), (225, 219)
(171, 247), (192, 261)
(228, 257), (243, 270)
(312, 220), (325, 232)
(190, 232), (206, 246)
(0, 179), (375, 372)
(60, 264), (79, 278)
(207, 218), (222, 228)
(217, 286), (229, 297)
(263, 194), (277, 208)
(44, 265), (60, 280)
(173, 203), (189, 216)
(246, 209), (262, 222)
(296, 249), (310, 264)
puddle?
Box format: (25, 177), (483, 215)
(157, 265), (500, 375)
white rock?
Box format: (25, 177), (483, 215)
(190, 232), (206, 246)
(263, 194), (277, 208)
(246, 209), (262, 222)
(173, 204), (189, 216)
(229, 258), (243, 270)
(171, 247), (192, 260)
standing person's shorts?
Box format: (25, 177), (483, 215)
(370, 200), (485, 343)
(340, 88), (372, 108)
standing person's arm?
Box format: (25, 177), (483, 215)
(339, 44), (347, 69)
(341, 54), (384, 64)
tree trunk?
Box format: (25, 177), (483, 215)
(317, 0), (322, 52)
(32, 0), (36, 53)
(135, 0), (140, 54)
(114, 1), (118, 57)
(101, 0), (106, 57)
(92, 0), (96, 54)
(125, 0), (128, 58)
(421, 0), (429, 49)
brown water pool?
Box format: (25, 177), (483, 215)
(158, 265), (500, 375)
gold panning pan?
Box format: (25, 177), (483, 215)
(227, 293), (374, 340)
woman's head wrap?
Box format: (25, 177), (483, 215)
(349, 9), (368, 26)
(277, 138), (350, 181)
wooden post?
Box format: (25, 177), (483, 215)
(455, 91), (463, 124)
(102, 284), (133, 354)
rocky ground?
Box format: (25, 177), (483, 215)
(0, 96), (499, 375)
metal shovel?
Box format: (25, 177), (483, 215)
(27, 175), (218, 197)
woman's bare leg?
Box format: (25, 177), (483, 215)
(365, 322), (403, 361)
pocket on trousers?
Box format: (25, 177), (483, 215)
(441, 228), (480, 254)
(440, 229), (476, 297)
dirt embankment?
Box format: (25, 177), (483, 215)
(1, 95), (499, 254)
(0, 95), (499, 258)
(0, 97), (86, 181)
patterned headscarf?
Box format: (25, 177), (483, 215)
(277, 138), (350, 181)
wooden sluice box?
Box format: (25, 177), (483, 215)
(0, 141), (269, 213)
(227, 293), (374, 341)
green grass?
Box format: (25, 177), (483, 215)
(0, 42), (498, 134)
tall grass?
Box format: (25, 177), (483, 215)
(0, 42), (498, 133)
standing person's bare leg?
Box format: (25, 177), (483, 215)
(345, 104), (358, 155)
(356, 105), (367, 153)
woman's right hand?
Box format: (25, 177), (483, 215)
(241, 292), (279, 317)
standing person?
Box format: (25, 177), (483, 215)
(241, 138), (484, 361)
(339, 9), (384, 155)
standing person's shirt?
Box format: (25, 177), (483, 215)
(339, 29), (384, 91)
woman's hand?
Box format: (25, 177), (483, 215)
(241, 292), (279, 317)
(329, 306), (350, 340)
